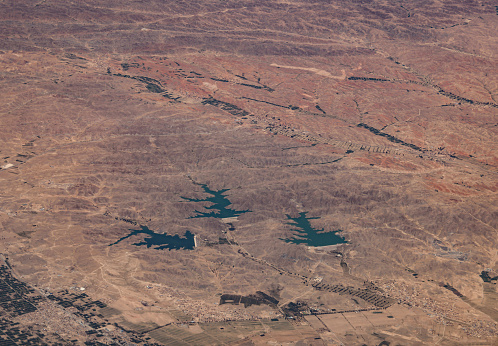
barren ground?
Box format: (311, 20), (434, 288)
(0, 0), (497, 345)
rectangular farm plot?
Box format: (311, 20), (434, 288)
(342, 312), (372, 329)
(167, 341), (191, 346)
(363, 310), (398, 327)
(304, 315), (325, 330)
(262, 319), (295, 331)
(198, 323), (241, 344)
(318, 314), (354, 332)
(168, 309), (192, 322)
(229, 320), (265, 333)
(182, 333), (222, 346)
(119, 320), (158, 333)
(293, 322), (322, 338)
(98, 306), (120, 318)
(148, 325), (194, 345)
(154, 325), (194, 340)
(149, 323), (252, 345)
(148, 328), (188, 346)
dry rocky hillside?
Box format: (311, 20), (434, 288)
(0, 0), (497, 345)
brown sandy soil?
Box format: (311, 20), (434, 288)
(0, 0), (497, 344)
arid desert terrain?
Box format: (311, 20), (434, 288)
(0, 0), (497, 345)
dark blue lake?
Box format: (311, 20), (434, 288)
(281, 212), (347, 247)
(182, 183), (250, 219)
(109, 226), (195, 250)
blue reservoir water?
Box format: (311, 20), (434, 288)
(109, 225), (195, 250)
(281, 212), (346, 246)
(182, 183), (250, 219)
